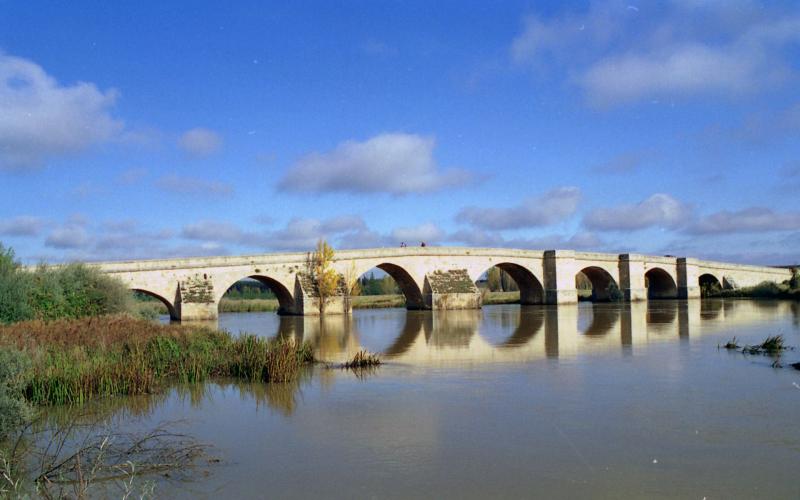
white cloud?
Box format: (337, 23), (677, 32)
(584, 193), (691, 231)
(156, 174), (233, 198)
(456, 187), (581, 230)
(181, 221), (245, 241)
(686, 207), (800, 234)
(581, 43), (768, 106)
(45, 224), (91, 249)
(446, 228), (604, 250)
(178, 128), (222, 157)
(510, 5), (800, 106)
(0, 52), (123, 170)
(0, 215), (45, 237)
(390, 223), (444, 245)
(278, 133), (472, 195)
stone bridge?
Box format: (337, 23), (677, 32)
(92, 247), (792, 321)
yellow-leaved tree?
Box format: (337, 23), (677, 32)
(309, 239), (339, 314)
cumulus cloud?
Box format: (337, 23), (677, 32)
(0, 215), (45, 237)
(584, 193), (691, 231)
(263, 216), (371, 251)
(456, 187), (581, 230)
(0, 52), (123, 170)
(685, 207), (800, 235)
(278, 133), (472, 195)
(45, 223), (91, 249)
(510, 4), (800, 106)
(581, 43), (773, 106)
(178, 215), (371, 252)
(156, 174), (233, 198)
(178, 128), (222, 157)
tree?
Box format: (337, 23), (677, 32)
(308, 239), (339, 314)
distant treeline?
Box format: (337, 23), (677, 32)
(224, 280), (277, 299)
(359, 273), (400, 296)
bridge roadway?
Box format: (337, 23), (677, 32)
(92, 247), (792, 321)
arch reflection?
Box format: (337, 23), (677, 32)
(223, 299), (799, 365)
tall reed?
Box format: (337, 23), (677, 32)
(0, 315), (312, 406)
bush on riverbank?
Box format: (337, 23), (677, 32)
(0, 349), (32, 440)
(0, 315), (312, 406)
(0, 244), (134, 324)
(709, 280), (800, 300)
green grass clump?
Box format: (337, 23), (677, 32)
(722, 337), (740, 350)
(341, 350), (381, 368)
(737, 335), (792, 356)
(0, 315), (312, 406)
(756, 335), (786, 353)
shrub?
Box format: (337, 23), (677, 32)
(607, 282), (624, 302)
(28, 263), (133, 320)
(0, 245), (33, 324)
(0, 348), (32, 440)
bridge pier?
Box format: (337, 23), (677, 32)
(677, 258), (701, 299)
(619, 254), (647, 302)
(544, 250), (578, 304)
(423, 270), (482, 310)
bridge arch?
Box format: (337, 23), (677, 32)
(133, 288), (178, 320)
(645, 268), (678, 299)
(699, 273), (721, 297)
(576, 266), (620, 302)
(218, 274), (296, 315)
(477, 262), (544, 305)
(358, 263), (426, 310)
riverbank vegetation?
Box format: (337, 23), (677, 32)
(0, 243), (320, 495)
(0, 315), (312, 406)
(707, 275), (800, 301)
(1, 245), (132, 325)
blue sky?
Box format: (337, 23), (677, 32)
(1, 0), (799, 265)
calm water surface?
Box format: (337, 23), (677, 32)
(108, 301), (800, 497)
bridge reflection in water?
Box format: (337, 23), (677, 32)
(201, 300), (800, 364)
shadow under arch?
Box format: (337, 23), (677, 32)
(577, 266), (619, 302)
(221, 275), (295, 315)
(373, 263), (426, 310)
(133, 288), (178, 320)
(646, 299), (678, 325)
(480, 262), (544, 304)
(699, 273), (721, 298)
(645, 268), (678, 299)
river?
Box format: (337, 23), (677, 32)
(68, 301), (800, 497)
